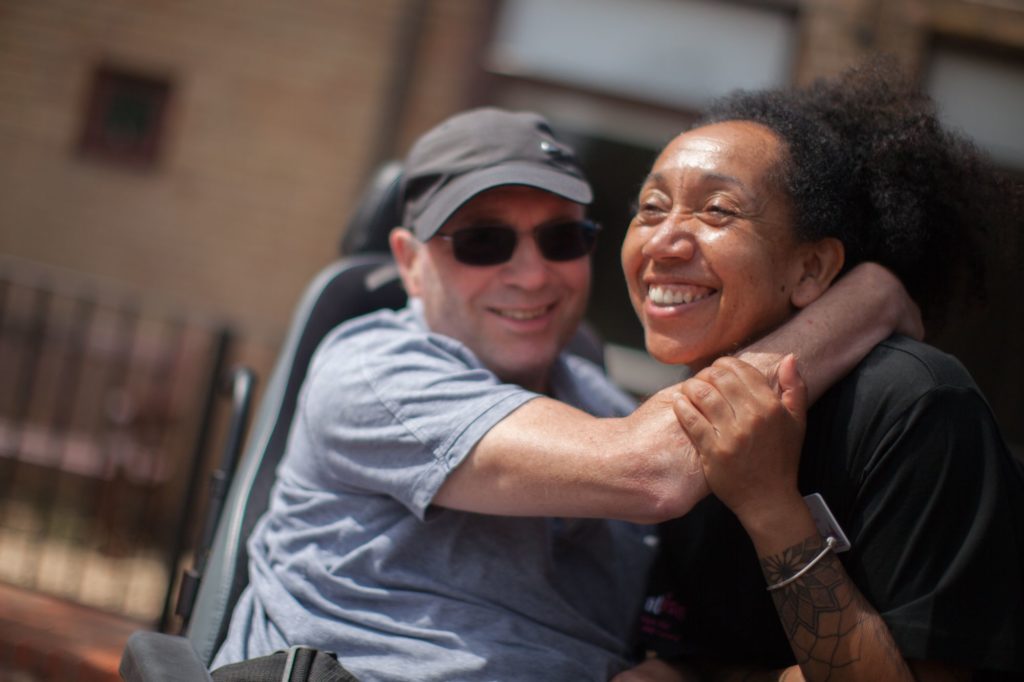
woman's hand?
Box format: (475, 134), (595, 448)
(610, 658), (697, 682)
(672, 354), (807, 530)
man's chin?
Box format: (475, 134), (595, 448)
(489, 352), (559, 392)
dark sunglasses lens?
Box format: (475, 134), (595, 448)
(451, 226), (517, 266)
(536, 221), (598, 261)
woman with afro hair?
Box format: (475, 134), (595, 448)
(615, 62), (1024, 681)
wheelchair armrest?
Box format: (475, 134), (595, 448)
(120, 631), (213, 682)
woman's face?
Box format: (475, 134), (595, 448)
(622, 121), (810, 369)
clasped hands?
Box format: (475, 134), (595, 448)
(673, 354), (808, 530)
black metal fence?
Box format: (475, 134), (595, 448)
(0, 257), (232, 627)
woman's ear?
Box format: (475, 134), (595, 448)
(389, 227), (422, 297)
(791, 237), (845, 308)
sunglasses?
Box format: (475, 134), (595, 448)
(434, 220), (600, 266)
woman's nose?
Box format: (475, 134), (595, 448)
(643, 215), (697, 261)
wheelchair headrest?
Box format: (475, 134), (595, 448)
(340, 160), (404, 256)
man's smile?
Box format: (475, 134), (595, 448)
(489, 303), (556, 321)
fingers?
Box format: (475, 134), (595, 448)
(672, 390), (715, 453)
(679, 372), (734, 425)
(710, 357), (777, 394)
(688, 356), (777, 418)
(674, 362), (759, 461)
(609, 659), (692, 682)
(674, 356), (800, 465)
(776, 354), (808, 422)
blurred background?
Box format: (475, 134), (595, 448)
(0, 0), (1021, 679)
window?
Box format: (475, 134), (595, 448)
(925, 44), (1024, 170)
(79, 65), (172, 168)
(489, 0), (796, 111)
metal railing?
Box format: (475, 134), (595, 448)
(0, 257), (233, 626)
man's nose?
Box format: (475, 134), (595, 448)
(643, 214), (697, 261)
(500, 232), (549, 289)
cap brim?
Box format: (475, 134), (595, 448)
(412, 162), (593, 240)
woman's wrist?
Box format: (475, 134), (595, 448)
(735, 493), (818, 558)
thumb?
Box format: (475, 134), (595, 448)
(778, 353), (808, 421)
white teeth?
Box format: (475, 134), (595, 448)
(497, 306), (548, 320)
(648, 285), (713, 307)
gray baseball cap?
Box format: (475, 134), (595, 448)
(401, 108), (593, 241)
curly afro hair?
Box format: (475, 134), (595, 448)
(696, 61), (1020, 327)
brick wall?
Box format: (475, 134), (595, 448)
(0, 0), (493, 369)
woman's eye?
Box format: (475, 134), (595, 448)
(703, 204), (739, 223)
(633, 200), (666, 222)
(706, 204), (737, 216)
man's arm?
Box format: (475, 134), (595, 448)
(737, 262), (922, 402)
(434, 389), (706, 524)
(436, 263), (919, 522)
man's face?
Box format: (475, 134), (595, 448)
(621, 121), (807, 370)
(394, 185), (591, 392)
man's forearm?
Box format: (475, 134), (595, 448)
(434, 393), (707, 523)
(736, 263), (922, 402)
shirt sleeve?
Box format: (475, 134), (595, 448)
(289, 319), (537, 519)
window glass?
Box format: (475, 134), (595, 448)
(489, 0), (796, 109)
(926, 47), (1024, 170)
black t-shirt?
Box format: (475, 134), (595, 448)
(638, 336), (1024, 675)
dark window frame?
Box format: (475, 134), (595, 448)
(78, 65), (173, 168)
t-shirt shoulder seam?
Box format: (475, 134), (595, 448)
(408, 392), (539, 512)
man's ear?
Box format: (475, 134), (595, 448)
(791, 237), (845, 308)
(389, 227), (422, 297)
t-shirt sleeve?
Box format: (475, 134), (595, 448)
(844, 384), (1024, 670)
(288, 322), (537, 520)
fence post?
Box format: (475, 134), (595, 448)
(158, 326), (232, 631)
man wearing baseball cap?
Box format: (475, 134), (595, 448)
(213, 108), (918, 680)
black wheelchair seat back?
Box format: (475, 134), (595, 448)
(184, 161), (408, 665)
(187, 254), (406, 664)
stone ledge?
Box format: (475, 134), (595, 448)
(0, 581), (146, 681)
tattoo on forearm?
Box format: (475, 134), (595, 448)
(761, 536), (868, 677)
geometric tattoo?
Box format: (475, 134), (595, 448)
(760, 534), (869, 677)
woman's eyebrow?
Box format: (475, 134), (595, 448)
(642, 169), (757, 200)
(701, 172), (754, 197)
